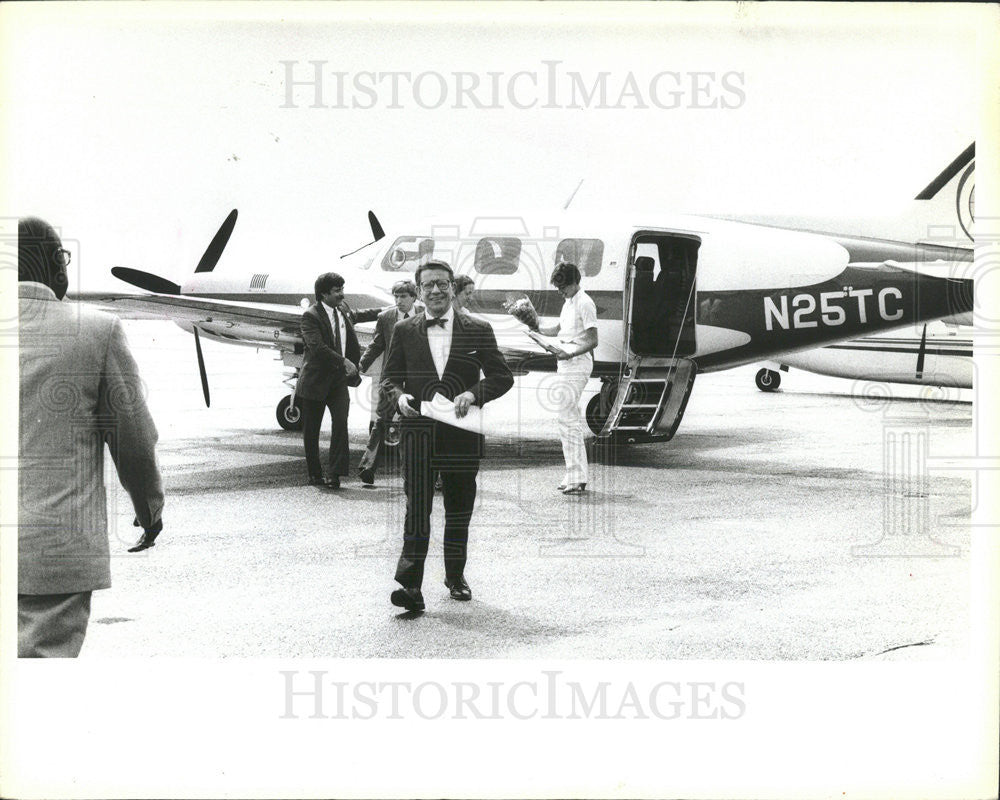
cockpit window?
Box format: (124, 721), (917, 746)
(380, 237), (435, 272)
(474, 237), (521, 275)
(556, 238), (604, 277)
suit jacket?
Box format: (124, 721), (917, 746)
(18, 282), (164, 594)
(359, 306), (407, 374)
(381, 312), (514, 459)
(298, 301), (362, 401)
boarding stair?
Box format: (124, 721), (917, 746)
(597, 356), (697, 444)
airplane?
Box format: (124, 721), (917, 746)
(81, 147), (975, 446)
(752, 316), (973, 392)
(747, 144), (975, 393)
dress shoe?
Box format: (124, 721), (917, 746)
(444, 577), (472, 601)
(562, 482), (586, 495)
(556, 484), (566, 492)
(326, 476), (341, 489)
(390, 587), (425, 612)
(359, 467), (375, 486)
(308, 476), (327, 487)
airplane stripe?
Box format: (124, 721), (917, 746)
(849, 338), (973, 345)
(823, 344), (971, 357)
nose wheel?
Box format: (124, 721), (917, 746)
(276, 394), (303, 431)
(755, 368), (781, 392)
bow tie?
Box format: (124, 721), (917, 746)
(426, 317), (447, 328)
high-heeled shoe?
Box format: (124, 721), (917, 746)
(562, 483), (586, 495)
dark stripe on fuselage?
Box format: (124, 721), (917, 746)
(822, 344), (971, 358)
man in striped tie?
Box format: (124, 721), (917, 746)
(298, 272), (363, 489)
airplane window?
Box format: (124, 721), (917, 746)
(380, 236), (435, 272)
(556, 239), (604, 276)
(474, 237), (521, 275)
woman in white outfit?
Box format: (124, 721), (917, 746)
(530, 262), (599, 495)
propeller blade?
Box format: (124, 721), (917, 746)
(111, 267), (182, 294)
(193, 328), (211, 407)
(195, 209), (238, 273)
(368, 210), (385, 242)
(340, 211), (387, 259)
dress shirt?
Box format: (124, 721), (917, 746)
(322, 300), (346, 353)
(425, 306), (454, 379)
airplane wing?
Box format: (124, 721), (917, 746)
(77, 291), (377, 350)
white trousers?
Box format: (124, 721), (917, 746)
(554, 369), (591, 485)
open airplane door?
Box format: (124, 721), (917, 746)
(597, 233), (699, 444)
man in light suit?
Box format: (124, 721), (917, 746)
(357, 279), (419, 486)
(298, 272), (363, 489)
(381, 260), (514, 612)
(18, 217), (164, 657)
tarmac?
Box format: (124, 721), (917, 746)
(82, 321), (975, 659)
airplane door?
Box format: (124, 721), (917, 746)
(592, 233), (700, 444)
(626, 233), (699, 358)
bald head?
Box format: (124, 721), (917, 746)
(19, 217), (68, 299)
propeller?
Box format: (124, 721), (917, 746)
(340, 210), (387, 258)
(112, 210), (239, 408)
(368, 210), (385, 242)
(110, 267), (181, 294)
(195, 209), (238, 273)
(193, 328), (211, 407)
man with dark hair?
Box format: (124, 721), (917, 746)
(299, 271), (363, 489)
(530, 261), (598, 495)
(18, 217), (164, 657)
(356, 279), (419, 486)
(381, 260), (514, 612)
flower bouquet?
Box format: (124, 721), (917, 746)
(503, 296), (539, 330)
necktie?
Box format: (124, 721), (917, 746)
(331, 308), (342, 353)
(426, 317), (446, 328)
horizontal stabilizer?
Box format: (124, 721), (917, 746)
(915, 143), (974, 200)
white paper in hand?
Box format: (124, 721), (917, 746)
(419, 392), (495, 435)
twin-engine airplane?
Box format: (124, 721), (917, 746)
(87, 148), (975, 445)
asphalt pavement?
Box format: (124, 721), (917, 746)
(82, 321), (974, 659)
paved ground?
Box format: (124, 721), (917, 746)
(83, 321), (975, 659)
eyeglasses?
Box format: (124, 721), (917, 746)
(54, 248), (71, 267)
(419, 280), (452, 292)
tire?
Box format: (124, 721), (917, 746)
(586, 392), (609, 436)
(276, 394), (303, 431)
(755, 368), (781, 392)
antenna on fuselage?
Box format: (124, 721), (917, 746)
(563, 179), (584, 211)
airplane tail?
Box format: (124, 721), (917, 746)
(912, 142), (974, 244)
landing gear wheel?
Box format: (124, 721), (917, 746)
(586, 389), (614, 436)
(276, 394), (303, 431)
(755, 368), (781, 392)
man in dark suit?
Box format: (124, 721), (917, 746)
(381, 260), (514, 612)
(357, 279), (419, 486)
(298, 272), (362, 489)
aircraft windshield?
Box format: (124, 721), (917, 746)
(380, 236), (436, 272)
